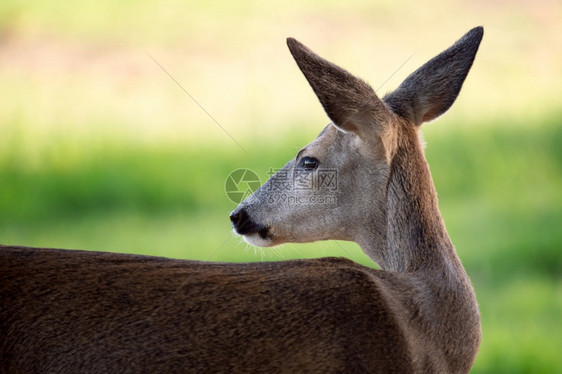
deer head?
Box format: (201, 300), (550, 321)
(230, 27), (483, 269)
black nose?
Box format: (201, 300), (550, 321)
(230, 208), (266, 236)
(230, 208), (250, 231)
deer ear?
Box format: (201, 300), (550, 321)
(287, 38), (387, 138)
(384, 27), (483, 126)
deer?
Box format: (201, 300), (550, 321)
(1, 27), (483, 373)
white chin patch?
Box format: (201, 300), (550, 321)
(243, 233), (273, 247)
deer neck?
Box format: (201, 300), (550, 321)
(360, 126), (460, 276)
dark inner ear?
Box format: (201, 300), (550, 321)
(383, 27), (483, 126)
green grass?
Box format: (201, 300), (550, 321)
(2, 1), (561, 371)
(425, 119), (562, 372)
(1, 115), (561, 372)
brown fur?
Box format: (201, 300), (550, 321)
(1, 247), (413, 373)
(1, 27), (483, 373)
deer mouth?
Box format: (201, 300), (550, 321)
(230, 208), (272, 245)
(237, 222), (271, 239)
(242, 228), (274, 247)
(235, 221), (273, 247)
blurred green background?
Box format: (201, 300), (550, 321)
(1, 1), (561, 372)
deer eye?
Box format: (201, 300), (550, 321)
(299, 156), (319, 171)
